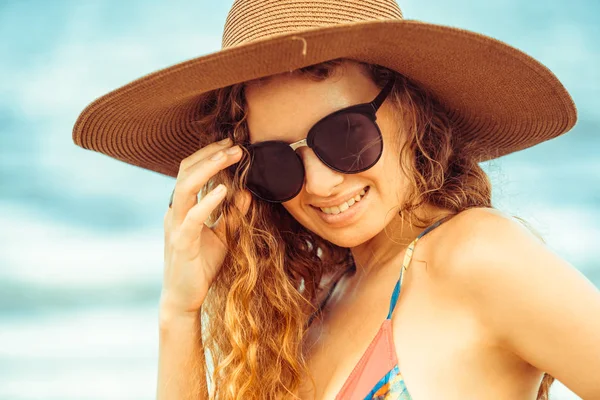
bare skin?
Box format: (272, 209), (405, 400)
(158, 59), (600, 399)
(297, 208), (544, 399)
(244, 61), (547, 398)
(245, 61), (600, 399)
(159, 137), (250, 399)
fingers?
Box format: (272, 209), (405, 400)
(168, 137), (234, 221)
(175, 184), (228, 253)
(170, 141), (243, 229)
(210, 188), (253, 243)
(177, 137), (232, 177)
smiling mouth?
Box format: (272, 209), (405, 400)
(312, 186), (370, 215)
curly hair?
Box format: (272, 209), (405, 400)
(192, 58), (555, 399)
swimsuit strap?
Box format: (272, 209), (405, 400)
(386, 214), (455, 319)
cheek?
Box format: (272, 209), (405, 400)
(371, 144), (407, 202)
(281, 198), (305, 221)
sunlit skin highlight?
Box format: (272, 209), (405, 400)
(244, 61), (453, 284)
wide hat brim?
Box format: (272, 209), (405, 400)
(72, 19), (577, 178)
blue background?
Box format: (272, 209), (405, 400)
(0, 0), (597, 399)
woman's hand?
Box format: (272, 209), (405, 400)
(160, 138), (251, 320)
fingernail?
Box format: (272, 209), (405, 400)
(218, 138), (231, 145)
(212, 184), (226, 195)
(225, 145), (240, 155)
(210, 151), (224, 161)
(168, 189), (175, 208)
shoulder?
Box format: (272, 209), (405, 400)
(445, 206), (535, 245)
(438, 206), (539, 260)
(423, 208), (600, 399)
(424, 206), (553, 336)
(425, 206), (597, 343)
(428, 207), (540, 282)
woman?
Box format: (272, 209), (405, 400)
(72, 1), (600, 399)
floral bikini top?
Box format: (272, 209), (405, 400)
(307, 215), (454, 400)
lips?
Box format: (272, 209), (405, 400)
(308, 186), (368, 213)
(319, 187), (369, 214)
(310, 184), (371, 227)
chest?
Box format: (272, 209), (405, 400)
(296, 267), (541, 400)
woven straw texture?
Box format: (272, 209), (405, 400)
(72, 0), (577, 178)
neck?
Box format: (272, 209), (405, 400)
(349, 203), (454, 282)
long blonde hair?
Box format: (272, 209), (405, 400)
(193, 58), (554, 399)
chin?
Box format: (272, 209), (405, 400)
(327, 236), (370, 248)
(316, 224), (379, 248)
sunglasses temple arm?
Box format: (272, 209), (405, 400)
(370, 75), (396, 112)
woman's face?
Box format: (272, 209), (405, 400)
(244, 61), (411, 248)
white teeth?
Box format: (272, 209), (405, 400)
(319, 187), (368, 215)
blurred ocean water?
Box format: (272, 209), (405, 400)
(1, 0), (598, 399)
(0, 306), (157, 400)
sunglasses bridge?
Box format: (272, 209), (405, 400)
(289, 138), (308, 151)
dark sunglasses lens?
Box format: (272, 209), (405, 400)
(247, 142), (304, 202)
(311, 112), (382, 172)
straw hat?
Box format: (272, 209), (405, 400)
(72, 0), (577, 178)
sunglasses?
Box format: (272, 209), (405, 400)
(239, 75), (396, 203)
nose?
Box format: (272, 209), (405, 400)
(298, 147), (344, 197)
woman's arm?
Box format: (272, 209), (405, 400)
(156, 306), (210, 400)
(441, 208), (600, 399)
